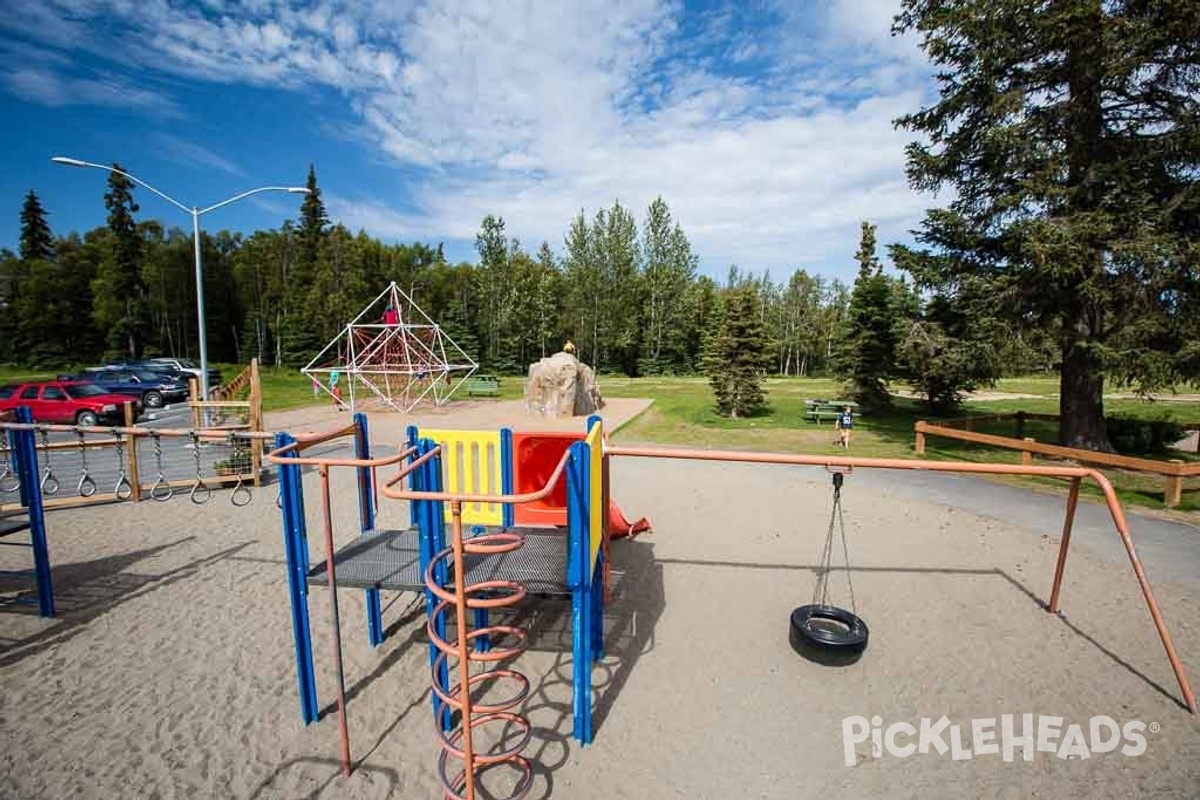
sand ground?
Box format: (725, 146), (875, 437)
(2, 400), (1198, 799)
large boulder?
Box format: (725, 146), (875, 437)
(524, 351), (605, 417)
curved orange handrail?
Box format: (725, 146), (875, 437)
(379, 447), (573, 507)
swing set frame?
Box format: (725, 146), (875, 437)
(605, 444), (1197, 715)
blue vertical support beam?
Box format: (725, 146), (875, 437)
(406, 424), (420, 528)
(354, 413), (383, 647)
(14, 407), (54, 618)
(416, 438), (452, 731)
(566, 440), (592, 744)
(501, 427), (514, 529)
(276, 432), (318, 724)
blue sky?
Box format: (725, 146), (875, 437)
(0, 0), (937, 283)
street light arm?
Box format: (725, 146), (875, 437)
(51, 156), (192, 214)
(198, 186), (309, 216)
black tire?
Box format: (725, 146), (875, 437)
(143, 391), (163, 408)
(76, 410), (98, 428)
(789, 604), (868, 666)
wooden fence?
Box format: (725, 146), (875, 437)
(915, 415), (1198, 508)
(188, 359), (264, 486)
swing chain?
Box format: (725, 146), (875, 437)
(812, 470), (856, 613)
(38, 426), (59, 496)
(189, 431), (210, 504)
(150, 432), (173, 501)
(0, 432), (19, 493)
(228, 432), (252, 507)
(112, 430), (134, 500)
(76, 430), (97, 497)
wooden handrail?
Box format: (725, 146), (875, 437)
(915, 421), (1199, 476)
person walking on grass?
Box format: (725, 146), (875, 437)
(836, 405), (854, 449)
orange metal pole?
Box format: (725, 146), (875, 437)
(1094, 477), (1198, 714)
(450, 500), (477, 800)
(319, 465), (353, 777)
(605, 443), (1197, 715)
(1049, 477), (1081, 614)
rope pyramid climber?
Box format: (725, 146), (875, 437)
(302, 283), (478, 413)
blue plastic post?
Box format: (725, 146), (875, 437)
(406, 424), (420, 528)
(415, 439), (452, 731)
(354, 413), (384, 647)
(501, 427), (514, 529)
(14, 407), (54, 618)
(566, 441), (592, 744)
(276, 432), (318, 724)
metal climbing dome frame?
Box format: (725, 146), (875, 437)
(302, 282), (478, 413)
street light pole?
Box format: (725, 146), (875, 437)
(52, 156), (308, 404)
(192, 208), (208, 401)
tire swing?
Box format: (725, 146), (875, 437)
(789, 469), (869, 666)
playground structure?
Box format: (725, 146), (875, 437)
(302, 282), (478, 413)
(267, 415), (1196, 800)
(269, 415), (615, 796)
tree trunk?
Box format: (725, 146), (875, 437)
(1059, 333), (1112, 452)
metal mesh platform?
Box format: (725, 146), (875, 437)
(0, 514), (30, 538)
(305, 526), (571, 595)
(306, 528), (423, 591)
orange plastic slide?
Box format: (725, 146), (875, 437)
(608, 499), (651, 539)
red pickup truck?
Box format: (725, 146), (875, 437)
(0, 380), (142, 427)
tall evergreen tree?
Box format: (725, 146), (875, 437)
(833, 222), (899, 409)
(19, 190), (54, 262)
(705, 286), (770, 418)
(92, 164), (149, 357)
(893, 0), (1200, 450)
(283, 164), (327, 365)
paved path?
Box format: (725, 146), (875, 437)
(847, 467), (1199, 587)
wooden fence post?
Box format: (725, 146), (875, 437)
(1165, 460), (1184, 508)
(123, 402), (142, 502)
(250, 358), (263, 487)
(1021, 437), (1035, 467)
(915, 421), (926, 455)
(189, 378), (200, 429)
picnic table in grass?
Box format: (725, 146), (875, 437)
(804, 399), (861, 424)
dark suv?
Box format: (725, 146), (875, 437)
(82, 368), (189, 409)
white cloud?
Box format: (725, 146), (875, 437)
(2, 64), (179, 115)
(0, 0), (939, 278)
(149, 132), (246, 178)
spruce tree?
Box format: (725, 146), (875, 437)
(833, 222), (898, 409)
(705, 286), (770, 418)
(92, 165), (149, 357)
(19, 191), (54, 262)
(893, 0), (1200, 450)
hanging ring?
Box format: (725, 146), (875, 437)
(275, 489), (283, 509)
(77, 473), (97, 497)
(115, 474), (134, 500)
(40, 467), (60, 496)
(230, 477), (253, 507)
(190, 479), (211, 504)
(151, 476), (174, 501)
(0, 467), (18, 493)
